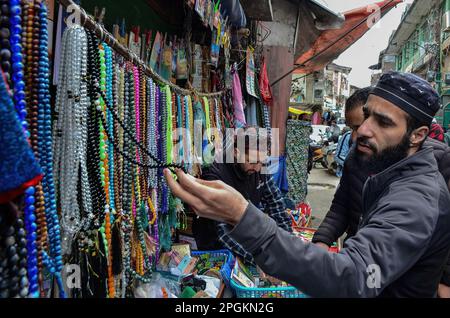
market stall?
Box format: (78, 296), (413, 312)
(0, 0), (279, 298)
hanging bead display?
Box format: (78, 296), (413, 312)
(0, 0), (251, 299)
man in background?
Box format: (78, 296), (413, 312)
(192, 126), (292, 265)
(329, 120), (341, 143)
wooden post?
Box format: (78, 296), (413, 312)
(263, 46), (294, 155)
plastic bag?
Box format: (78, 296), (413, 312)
(134, 273), (180, 298)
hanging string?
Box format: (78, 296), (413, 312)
(86, 76), (186, 173)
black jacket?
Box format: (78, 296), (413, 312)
(229, 147), (450, 297)
(312, 138), (450, 285)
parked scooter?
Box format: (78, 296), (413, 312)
(308, 130), (329, 171)
(324, 143), (337, 175)
(311, 143), (327, 169)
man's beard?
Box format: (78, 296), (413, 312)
(238, 164), (257, 175)
(354, 133), (411, 174)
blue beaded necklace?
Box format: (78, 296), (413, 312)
(104, 44), (116, 220)
(9, 0), (27, 134)
(36, 3), (65, 298)
(9, 0), (39, 298)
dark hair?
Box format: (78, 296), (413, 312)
(405, 114), (422, 134)
(345, 87), (371, 113)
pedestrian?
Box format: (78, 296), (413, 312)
(192, 126), (292, 265)
(164, 72), (450, 297)
(312, 87), (370, 244)
(334, 87), (370, 177)
(429, 118), (445, 142)
(329, 120), (340, 143)
(334, 127), (351, 177)
(322, 109), (331, 125)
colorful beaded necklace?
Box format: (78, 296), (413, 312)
(36, 2), (65, 297)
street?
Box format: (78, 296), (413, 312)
(306, 167), (340, 229)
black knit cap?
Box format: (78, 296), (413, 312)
(370, 71), (441, 126)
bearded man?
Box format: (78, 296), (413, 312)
(164, 72), (450, 297)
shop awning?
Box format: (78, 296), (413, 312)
(289, 107), (312, 115)
(293, 0), (403, 74)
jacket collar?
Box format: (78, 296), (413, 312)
(371, 146), (436, 185)
(362, 146), (438, 213)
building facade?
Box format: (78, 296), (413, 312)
(382, 0), (450, 128)
(290, 62), (351, 118)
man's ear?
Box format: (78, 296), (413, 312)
(410, 126), (429, 147)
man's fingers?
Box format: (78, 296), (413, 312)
(195, 178), (225, 190)
(174, 169), (218, 198)
(163, 169), (203, 208)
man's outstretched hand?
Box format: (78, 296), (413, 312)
(163, 168), (249, 226)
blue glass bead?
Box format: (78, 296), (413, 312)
(16, 106), (25, 119)
(19, 119), (27, 128)
(13, 69), (25, 77)
(25, 196), (35, 205)
(30, 233), (37, 241)
(29, 252), (37, 261)
(11, 16), (21, 26)
(28, 246), (36, 256)
(16, 90), (25, 100)
(16, 82), (25, 92)
(11, 5), (21, 15)
(29, 291), (39, 298)
(28, 213), (36, 223)
(13, 62), (24, 71)
(11, 24), (22, 35)
(29, 241), (36, 250)
(11, 49), (22, 62)
(28, 205), (36, 216)
(30, 274), (39, 285)
(12, 73), (23, 83)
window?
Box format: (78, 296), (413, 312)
(397, 52), (403, 71)
(314, 89), (323, 100)
(402, 46), (407, 68)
